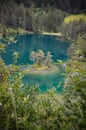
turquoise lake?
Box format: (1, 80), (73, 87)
(1, 34), (70, 92)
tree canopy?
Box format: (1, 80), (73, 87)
(0, 0), (86, 13)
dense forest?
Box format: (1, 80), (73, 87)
(0, 0), (86, 13)
(0, 0), (86, 37)
(0, 0), (86, 130)
(0, 2), (67, 32)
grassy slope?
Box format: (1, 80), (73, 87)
(64, 14), (86, 23)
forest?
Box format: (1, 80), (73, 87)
(0, 0), (86, 13)
(0, 0), (86, 130)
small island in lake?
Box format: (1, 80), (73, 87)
(24, 50), (59, 74)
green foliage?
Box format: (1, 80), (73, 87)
(67, 34), (86, 61)
(1, 0), (85, 13)
(76, 34), (86, 57)
(0, 43), (6, 53)
(45, 52), (53, 67)
(2, 25), (7, 38)
(0, 58), (10, 83)
(30, 50), (45, 67)
(61, 17), (86, 40)
(0, 20), (86, 129)
(64, 14), (86, 24)
(0, 3), (67, 33)
(30, 50), (53, 68)
(13, 52), (19, 64)
(64, 59), (86, 129)
(64, 34), (86, 129)
(0, 51), (86, 129)
(0, 58), (64, 129)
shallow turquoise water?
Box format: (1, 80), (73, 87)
(22, 65), (65, 92)
(1, 34), (70, 92)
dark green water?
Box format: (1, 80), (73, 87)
(1, 34), (70, 92)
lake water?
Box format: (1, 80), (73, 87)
(1, 34), (70, 92)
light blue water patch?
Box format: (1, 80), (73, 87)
(1, 34), (70, 64)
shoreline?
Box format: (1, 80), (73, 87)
(22, 64), (59, 75)
(16, 30), (62, 37)
(40, 32), (62, 36)
(0, 26), (62, 40)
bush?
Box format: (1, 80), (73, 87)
(0, 55), (86, 130)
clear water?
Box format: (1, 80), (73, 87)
(1, 34), (70, 92)
(23, 65), (65, 92)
